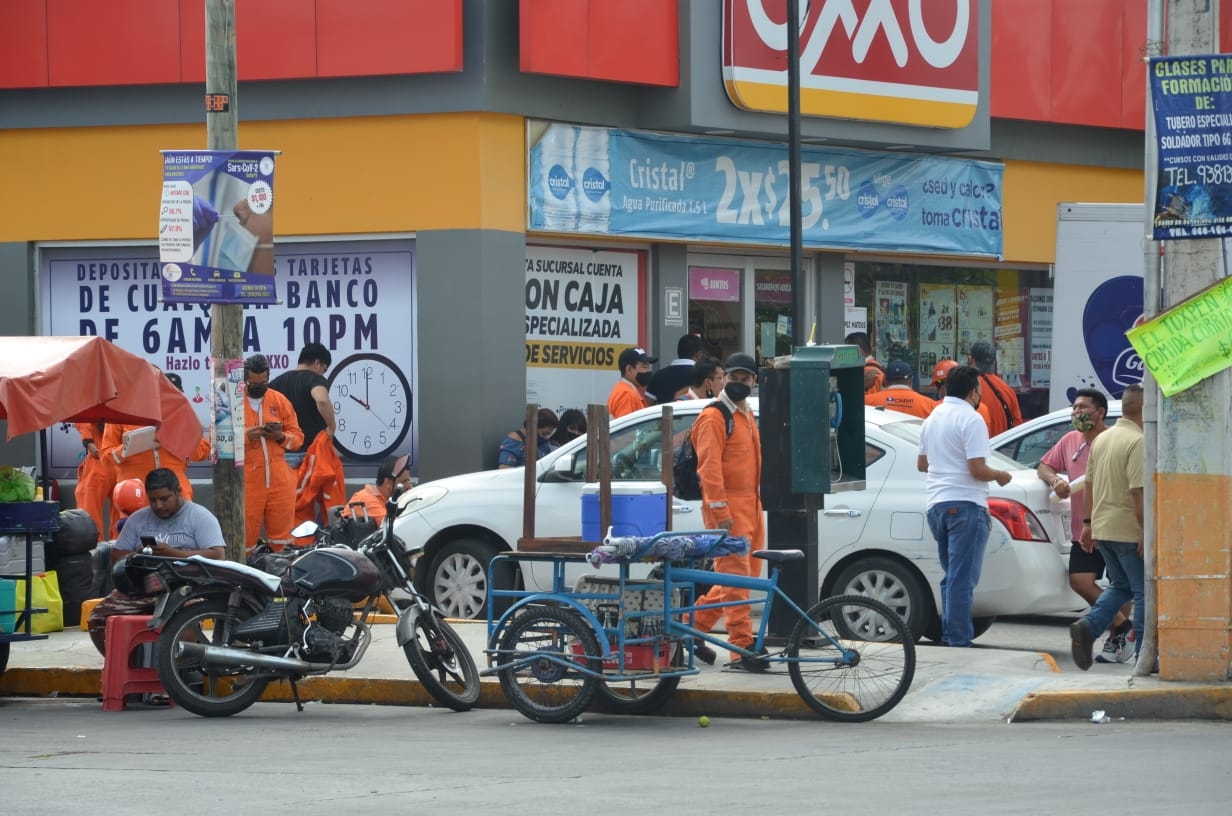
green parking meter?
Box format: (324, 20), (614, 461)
(761, 345), (866, 637)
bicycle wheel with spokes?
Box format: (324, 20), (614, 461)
(786, 594), (915, 722)
(497, 605), (600, 723)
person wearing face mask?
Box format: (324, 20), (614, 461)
(1039, 389), (1133, 663)
(917, 364), (1012, 647)
(498, 408), (558, 468)
(688, 352), (767, 670)
(607, 346), (658, 418)
(684, 356), (725, 400)
(242, 354), (304, 552)
(549, 408), (587, 448)
(932, 359), (994, 433)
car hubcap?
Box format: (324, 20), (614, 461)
(843, 569), (912, 627)
(433, 552), (487, 619)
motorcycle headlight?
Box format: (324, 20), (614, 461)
(396, 484), (448, 515)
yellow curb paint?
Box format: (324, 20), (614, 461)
(1010, 687), (1232, 722)
(1036, 652), (1061, 673)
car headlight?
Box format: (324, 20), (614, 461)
(397, 484), (448, 515)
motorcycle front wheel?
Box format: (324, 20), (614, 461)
(403, 607), (481, 711)
(154, 597), (270, 718)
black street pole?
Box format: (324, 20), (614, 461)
(787, 0), (805, 347)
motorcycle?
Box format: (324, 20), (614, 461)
(120, 487), (480, 718)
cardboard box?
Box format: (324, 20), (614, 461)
(580, 481), (667, 542)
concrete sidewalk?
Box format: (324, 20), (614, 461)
(3, 621), (1229, 722)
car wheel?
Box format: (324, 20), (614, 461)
(428, 538), (501, 620)
(832, 556), (932, 642)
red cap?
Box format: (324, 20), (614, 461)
(932, 359), (959, 386)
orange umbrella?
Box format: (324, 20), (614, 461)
(0, 336), (203, 460)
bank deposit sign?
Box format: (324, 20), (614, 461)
(723, 0), (980, 128)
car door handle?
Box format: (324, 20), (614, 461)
(672, 505), (693, 513)
(822, 508), (861, 517)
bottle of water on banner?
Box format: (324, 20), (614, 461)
(574, 127), (612, 233)
(539, 125), (578, 231)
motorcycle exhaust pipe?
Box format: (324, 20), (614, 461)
(175, 641), (326, 673)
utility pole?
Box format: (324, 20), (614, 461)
(206, 0), (245, 562)
(1153, 0), (1231, 681)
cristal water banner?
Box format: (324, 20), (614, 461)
(159, 149), (278, 303)
(529, 123), (1004, 257)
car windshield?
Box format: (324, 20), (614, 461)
(877, 415), (1030, 471)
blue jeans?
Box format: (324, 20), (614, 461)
(283, 452), (305, 469)
(1082, 540), (1144, 650)
(926, 501), (990, 647)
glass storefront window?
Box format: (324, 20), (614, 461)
(688, 265), (742, 361)
(754, 269), (793, 364)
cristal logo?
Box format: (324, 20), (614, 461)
(722, 0), (980, 128)
(580, 167), (609, 202)
(547, 164), (572, 200)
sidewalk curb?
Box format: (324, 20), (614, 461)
(0, 666), (819, 720)
(1010, 686), (1232, 722)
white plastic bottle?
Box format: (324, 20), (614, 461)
(574, 127), (612, 233)
(538, 125), (578, 231)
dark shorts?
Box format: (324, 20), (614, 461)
(1068, 541), (1106, 577)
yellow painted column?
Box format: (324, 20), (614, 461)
(1154, 471), (1232, 679)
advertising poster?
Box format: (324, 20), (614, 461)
(1127, 274), (1232, 396)
(1029, 288), (1054, 388)
(917, 283), (956, 381)
(844, 306), (867, 338)
(159, 150), (278, 304)
(529, 123), (1004, 257)
(956, 285), (994, 359)
(874, 281), (909, 364)
(524, 245), (644, 416)
(1149, 55), (1232, 239)
(39, 239), (417, 478)
(995, 285), (1027, 388)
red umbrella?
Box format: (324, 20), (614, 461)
(0, 336), (203, 459)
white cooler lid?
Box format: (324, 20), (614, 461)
(582, 481), (666, 496)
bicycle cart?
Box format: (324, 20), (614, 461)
(484, 530), (916, 724)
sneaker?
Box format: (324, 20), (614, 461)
(1095, 629), (1136, 664)
(1070, 619), (1094, 671)
(725, 648), (769, 673)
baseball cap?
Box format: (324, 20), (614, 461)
(617, 347), (658, 371)
(723, 352), (758, 376)
(163, 371), (183, 392)
(932, 359), (958, 386)
(885, 361), (913, 381)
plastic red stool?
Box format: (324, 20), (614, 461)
(101, 615), (171, 711)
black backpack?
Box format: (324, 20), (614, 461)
(672, 402), (734, 501)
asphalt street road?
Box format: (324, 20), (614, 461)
(1, 698), (1227, 814)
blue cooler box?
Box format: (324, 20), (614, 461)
(581, 482), (667, 542)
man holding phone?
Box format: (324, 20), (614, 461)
(243, 354), (304, 553)
(86, 468), (225, 655)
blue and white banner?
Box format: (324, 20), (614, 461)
(159, 149), (278, 303)
(1149, 56), (1232, 240)
(529, 124), (1003, 257)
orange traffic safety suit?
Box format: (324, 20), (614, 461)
(342, 485), (388, 526)
(293, 431), (347, 527)
(74, 422), (118, 538)
(244, 389), (303, 551)
(101, 423), (212, 502)
(606, 378), (648, 418)
(689, 394), (765, 656)
(976, 372), (1023, 436)
(865, 386), (937, 419)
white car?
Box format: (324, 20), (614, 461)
(395, 400), (1077, 641)
(991, 400), (1123, 552)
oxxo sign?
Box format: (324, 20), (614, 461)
(723, 0), (980, 128)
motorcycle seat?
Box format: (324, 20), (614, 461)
(186, 555), (283, 592)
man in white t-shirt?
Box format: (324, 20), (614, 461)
(916, 364), (1012, 647)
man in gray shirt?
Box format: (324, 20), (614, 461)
(87, 468), (226, 655)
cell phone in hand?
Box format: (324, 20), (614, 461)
(265, 422), (282, 432)
(140, 535), (157, 553)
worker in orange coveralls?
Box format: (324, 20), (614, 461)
(242, 354), (303, 552)
(101, 373), (211, 504)
(74, 421), (118, 538)
(688, 352), (766, 670)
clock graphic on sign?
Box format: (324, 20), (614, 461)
(327, 353), (412, 462)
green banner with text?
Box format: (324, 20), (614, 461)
(1126, 275), (1232, 396)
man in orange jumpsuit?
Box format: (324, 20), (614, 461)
(933, 359), (994, 433)
(73, 421), (118, 538)
(242, 354), (304, 551)
(342, 454), (411, 526)
(865, 361), (936, 418)
(689, 352), (766, 669)
(101, 374), (211, 503)
(606, 346), (657, 418)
